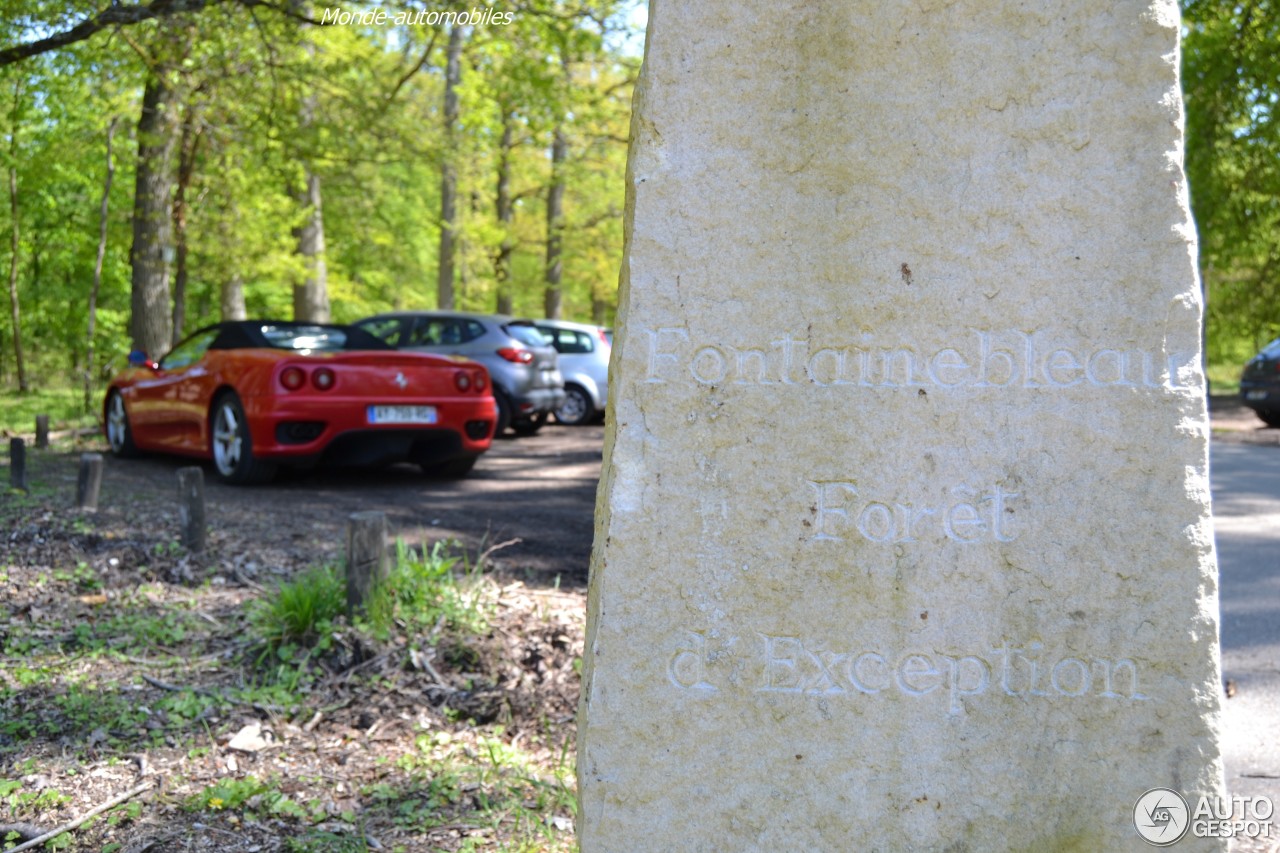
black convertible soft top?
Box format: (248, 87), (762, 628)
(204, 321), (393, 352)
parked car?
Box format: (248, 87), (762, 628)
(1241, 338), (1280, 427)
(533, 319), (611, 425)
(354, 312), (564, 436)
(104, 321), (496, 484)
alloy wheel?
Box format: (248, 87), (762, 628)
(107, 394), (128, 452)
(212, 402), (242, 476)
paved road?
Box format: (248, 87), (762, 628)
(1211, 441), (1280, 820)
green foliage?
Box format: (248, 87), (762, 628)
(385, 728), (577, 850)
(0, 776), (72, 816)
(188, 775), (312, 820)
(366, 539), (492, 637)
(1, 0), (639, 394)
(251, 564), (346, 649)
(284, 831), (377, 853)
(1183, 0), (1280, 373)
(0, 386), (97, 434)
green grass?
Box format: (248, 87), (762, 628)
(387, 729), (577, 851)
(1207, 362), (1241, 395)
(251, 564), (348, 649)
(368, 539), (492, 638)
(250, 541), (492, 656)
(0, 386), (99, 436)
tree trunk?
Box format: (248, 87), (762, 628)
(86, 117), (118, 413)
(6, 77), (27, 392)
(494, 106), (515, 315)
(129, 74), (176, 356)
(289, 25), (329, 324)
(220, 195), (246, 320)
(593, 296), (609, 326)
(221, 271), (246, 320)
(291, 164), (329, 322)
(171, 103), (202, 343)
(437, 25), (463, 311)
(543, 125), (567, 320)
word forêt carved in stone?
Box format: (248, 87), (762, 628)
(807, 480), (1019, 543)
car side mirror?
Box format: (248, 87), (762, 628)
(128, 350), (158, 370)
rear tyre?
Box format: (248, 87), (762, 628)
(210, 393), (277, 485)
(105, 391), (141, 458)
(512, 411), (548, 437)
(421, 455), (479, 479)
(1259, 410), (1280, 429)
(554, 385), (594, 426)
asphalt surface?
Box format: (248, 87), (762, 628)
(1212, 440), (1280, 814)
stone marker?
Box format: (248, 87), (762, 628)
(578, 1), (1226, 850)
(177, 467), (206, 551)
(8, 437), (26, 492)
(77, 453), (104, 511)
(346, 511), (388, 618)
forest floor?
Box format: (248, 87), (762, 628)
(0, 426), (602, 852)
(2, 401), (1272, 851)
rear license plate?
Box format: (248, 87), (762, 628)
(1246, 390), (1268, 401)
(368, 405), (438, 424)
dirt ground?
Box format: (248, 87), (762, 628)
(2, 401), (1275, 851)
(84, 424), (605, 590)
(0, 425), (603, 852)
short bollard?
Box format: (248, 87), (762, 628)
(346, 511), (388, 618)
(77, 453), (104, 511)
(35, 415), (49, 449)
(177, 467), (206, 552)
(9, 438), (27, 492)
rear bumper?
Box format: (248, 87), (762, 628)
(509, 386), (566, 418)
(1241, 381), (1279, 410)
(242, 394), (496, 464)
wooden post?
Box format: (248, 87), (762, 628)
(177, 467), (206, 551)
(35, 415), (49, 449)
(346, 511), (388, 618)
(77, 453), (104, 511)
(9, 438), (26, 491)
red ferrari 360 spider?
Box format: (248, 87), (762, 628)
(103, 321), (496, 484)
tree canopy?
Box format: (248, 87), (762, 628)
(0, 0), (639, 389)
(1, 0), (1274, 395)
(1182, 0), (1280, 368)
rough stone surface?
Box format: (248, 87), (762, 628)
(578, 1), (1227, 850)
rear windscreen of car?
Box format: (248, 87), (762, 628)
(259, 324), (390, 351)
(504, 324), (552, 348)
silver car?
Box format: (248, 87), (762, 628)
(534, 319), (611, 425)
(355, 312), (565, 436)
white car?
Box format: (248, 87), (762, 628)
(534, 319), (611, 425)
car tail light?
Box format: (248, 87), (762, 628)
(473, 370), (487, 391)
(312, 368), (335, 390)
(280, 367), (305, 391)
(496, 347), (534, 364)
(597, 328), (610, 347)
(454, 371), (472, 392)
